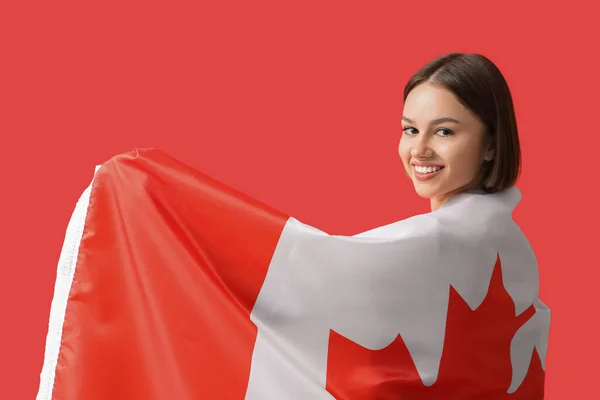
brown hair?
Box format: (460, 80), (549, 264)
(403, 53), (521, 193)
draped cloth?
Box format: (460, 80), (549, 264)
(36, 149), (550, 399)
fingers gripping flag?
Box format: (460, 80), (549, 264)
(36, 149), (550, 399)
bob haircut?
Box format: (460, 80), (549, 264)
(403, 53), (521, 193)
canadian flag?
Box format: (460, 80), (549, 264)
(36, 149), (550, 399)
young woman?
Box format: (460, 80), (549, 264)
(36, 54), (549, 399)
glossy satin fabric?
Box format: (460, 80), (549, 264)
(36, 149), (548, 399)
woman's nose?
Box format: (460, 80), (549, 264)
(410, 135), (434, 158)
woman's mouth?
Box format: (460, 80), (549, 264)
(413, 165), (444, 181)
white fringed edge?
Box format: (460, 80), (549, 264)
(35, 166), (100, 400)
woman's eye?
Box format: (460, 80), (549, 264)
(436, 128), (453, 137)
(403, 127), (417, 135)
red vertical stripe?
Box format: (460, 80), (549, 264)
(52, 149), (288, 399)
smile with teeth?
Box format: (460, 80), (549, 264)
(414, 165), (443, 174)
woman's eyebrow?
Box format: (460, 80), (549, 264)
(402, 116), (460, 124)
(431, 117), (460, 124)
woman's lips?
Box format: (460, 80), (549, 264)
(413, 165), (444, 181)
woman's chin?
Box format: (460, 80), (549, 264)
(412, 181), (438, 199)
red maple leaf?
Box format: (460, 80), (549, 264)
(325, 254), (544, 399)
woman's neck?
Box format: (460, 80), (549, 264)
(431, 188), (484, 211)
(430, 197), (443, 211)
(431, 183), (487, 211)
(430, 192), (453, 211)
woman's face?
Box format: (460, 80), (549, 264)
(399, 82), (493, 209)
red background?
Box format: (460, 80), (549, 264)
(1, 1), (596, 398)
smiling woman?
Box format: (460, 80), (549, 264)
(33, 52), (549, 399)
(399, 53), (520, 211)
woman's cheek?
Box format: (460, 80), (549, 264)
(436, 143), (450, 158)
(398, 140), (410, 164)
